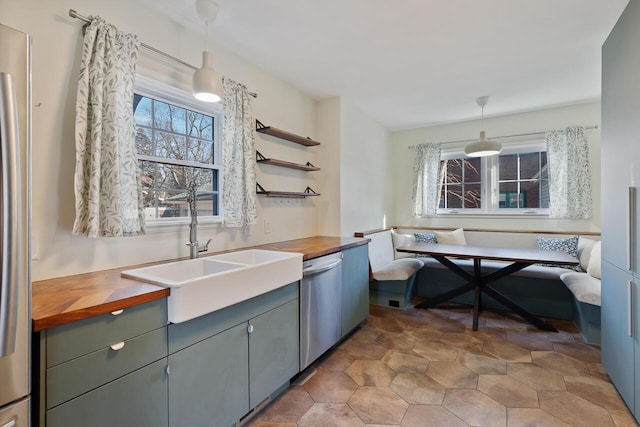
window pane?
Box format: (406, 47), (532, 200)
(521, 180), (541, 208)
(187, 111), (213, 141)
(520, 152), (540, 179)
(540, 179), (550, 208)
(445, 159), (462, 184)
(188, 138), (214, 164)
(464, 158), (481, 183)
(445, 184), (463, 209)
(155, 132), (187, 161)
(154, 101), (186, 134)
(464, 184), (482, 208)
(540, 152), (549, 181)
(134, 96), (152, 126)
(499, 154), (517, 180)
(499, 182), (518, 208)
(135, 128), (153, 156)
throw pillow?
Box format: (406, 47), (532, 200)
(587, 240), (602, 279)
(536, 235), (581, 271)
(578, 237), (597, 272)
(391, 230), (415, 259)
(435, 228), (467, 246)
(414, 233), (437, 243)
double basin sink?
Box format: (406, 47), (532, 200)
(122, 249), (303, 323)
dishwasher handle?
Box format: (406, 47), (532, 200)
(303, 258), (342, 277)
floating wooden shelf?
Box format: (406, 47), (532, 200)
(256, 183), (320, 198)
(256, 151), (320, 171)
(255, 120), (321, 146)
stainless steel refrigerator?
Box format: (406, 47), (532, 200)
(0, 23), (31, 427)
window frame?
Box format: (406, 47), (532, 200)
(436, 139), (550, 216)
(133, 75), (224, 228)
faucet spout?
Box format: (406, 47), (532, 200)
(186, 181), (210, 259)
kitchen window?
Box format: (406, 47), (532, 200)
(438, 141), (549, 215)
(133, 78), (222, 223)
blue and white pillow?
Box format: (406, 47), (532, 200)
(414, 233), (437, 244)
(536, 235), (581, 271)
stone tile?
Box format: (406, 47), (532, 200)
(346, 360), (397, 386)
(297, 403), (363, 427)
(348, 387), (408, 425)
(531, 351), (589, 376)
(367, 316), (407, 333)
(443, 389), (507, 427)
(477, 375), (539, 408)
(564, 375), (628, 411)
(303, 369), (358, 403)
(382, 349), (429, 374)
(465, 327), (507, 342)
(247, 421), (298, 427)
(347, 324), (382, 343)
(610, 410), (640, 427)
(506, 408), (571, 427)
(458, 351), (507, 375)
(506, 331), (555, 351)
(483, 339), (532, 362)
(401, 405), (468, 427)
(552, 341), (602, 363)
(257, 386), (315, 423)
(507, 362), (566, 391)
(389, 372), (447, 404)
(440, 332), (484, 352)
(587, 362), (611, 382)
(375, 332), (417, 350)
(538, 390), (616, 427)
(420, 316), (468, 333)
(315, 348), (355, 372)
(403, 325), (444, 342)
(545, 318), (580, 334)
(413, 340), (459, 361)
(426, 361), (478, 389)
(341, 340), (388, 360)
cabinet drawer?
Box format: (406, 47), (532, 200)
(46, 327), (167, 409)
(46, 298), (167, 367)
(46, 358), (168, 427)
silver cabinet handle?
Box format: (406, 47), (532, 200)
(1, 419), (16, 427)
(111, 309), (124, 316)
(629, 281), (633, 338)
(247, 324), (254, 334)
(629, 187), (636, 272)
(110, 341), (125, 351)
(0, 73), (21, 358)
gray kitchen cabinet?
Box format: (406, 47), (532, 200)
(601, 0), (640, 421)
(37, 299), (169, 427)
(167, 282), (299, 427)
(341, 244), (370, 337)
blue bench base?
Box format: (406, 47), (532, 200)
(369, 274), (417, 309)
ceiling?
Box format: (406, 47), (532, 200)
(142, 0), (628, 131)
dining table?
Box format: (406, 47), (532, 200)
(395, 242), (580, 332)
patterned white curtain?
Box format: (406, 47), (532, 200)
(73, 17), (145, 237)
(545, 126), (592, 219)
(412, 143), (443, 216)
(222, 77), (257, 228)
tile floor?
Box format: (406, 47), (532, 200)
(248, 299), (639, 427)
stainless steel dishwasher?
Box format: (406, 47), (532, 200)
(300, 251), (343, 370)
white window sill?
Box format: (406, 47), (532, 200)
(432, 210), (550, 218)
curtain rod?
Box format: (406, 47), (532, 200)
(408, 125), (598, 149)
(68, 9), (258, 99)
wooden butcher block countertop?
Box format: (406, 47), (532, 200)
(32, 236), (369, 331)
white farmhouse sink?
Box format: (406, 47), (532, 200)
(122, 249), (303, 323)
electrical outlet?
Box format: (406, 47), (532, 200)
(264, 219), (271, 234)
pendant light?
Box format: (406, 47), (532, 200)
(193, 0), (221, 103)
(464, 96), (502, 157)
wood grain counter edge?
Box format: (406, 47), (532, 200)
(32, 236), (370, 331)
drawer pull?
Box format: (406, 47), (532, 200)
(247, 324), (254, 334)
(111, 309), (124, 316)
(110, 341), (125, 351)
(1, 419), (16, 427)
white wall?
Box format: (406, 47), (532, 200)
(316, 97), (341, 236)
(1, 0), (320, 280)
(392, 102), (602, 232)
(340, 100), (393, 236)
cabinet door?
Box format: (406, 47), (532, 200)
(46, 358), (168, 427)
(341, 245), (370, 337)
(601, 260), (635, 412)
(169, 322), (249, 427)
(602, 0), (640, 273)
(249, 299), (299, 408)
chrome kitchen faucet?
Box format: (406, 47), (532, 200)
(186, 180), (211, 259)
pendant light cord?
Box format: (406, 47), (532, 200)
(205, 20), (209, 52)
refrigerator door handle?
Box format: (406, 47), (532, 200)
(0, 73), (22, 357)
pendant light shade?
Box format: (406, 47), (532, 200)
(193, 51), (221, 102)
(465, 96), (502, 157)
(192, 0), (221, 103)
